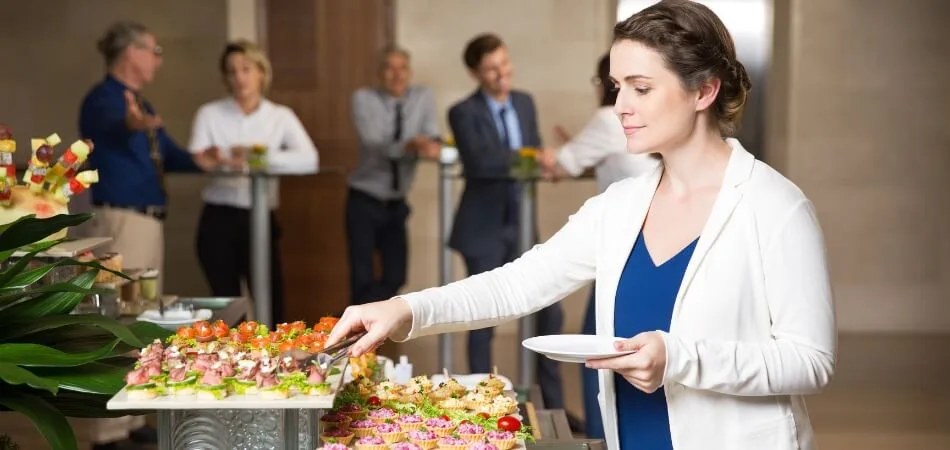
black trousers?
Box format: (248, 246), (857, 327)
(464, 225), (566, 410)
(196, 203), (285, 323)
(345, 188), (410, 305)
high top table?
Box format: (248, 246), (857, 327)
(436, 147), (595, 391)
(205, 164), (320, 328)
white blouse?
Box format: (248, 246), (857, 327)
(556, 106), (658, 192)
(188, 98), (319, 209)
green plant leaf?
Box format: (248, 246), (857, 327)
(0, 314), (144, 348)
(0, 362), (59, 394)
(0, 271), (99, 320)
(30, 362), (128, 395)
(128, 320), (175, 343)
(17, 390), (147, 419)
(0, 339), (119, 367)
(0, 239), (65, 288)
(0, 390), (78, 450)
(0, 213), (92, 253)
(0, 282), (104, 312)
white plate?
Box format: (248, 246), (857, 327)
(522, 334), (633, 363)
(136, 308), (213, 330)
(429, 373), (514, 391)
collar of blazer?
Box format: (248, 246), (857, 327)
(469, 89), (533, 149)
(599, 138), (757, 336)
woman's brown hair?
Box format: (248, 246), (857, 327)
(614, 0), (752, 136)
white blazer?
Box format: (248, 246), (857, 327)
(395, 139), (836, 450)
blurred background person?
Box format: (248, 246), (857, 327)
(81, 21), (220, 288)
(78, 20), (221, 450)
(447, 33), (569, 422)
(538, 52), (659, 440)
(347, 46), (441, 306)
(188, 39), (318, 324)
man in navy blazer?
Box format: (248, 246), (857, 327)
(447, 33), (565, 411)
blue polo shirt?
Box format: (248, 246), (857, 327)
(78, 74), (200, 207)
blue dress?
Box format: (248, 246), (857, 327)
(614, 231), (698, 450)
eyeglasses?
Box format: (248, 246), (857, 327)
(134, 43), (163, 56)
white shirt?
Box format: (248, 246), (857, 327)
(556, 106), (658, 192)
(395, 139), (836, 450)
(188, 98), (319, 209)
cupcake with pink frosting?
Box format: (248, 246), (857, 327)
(375, 422), (405, 444)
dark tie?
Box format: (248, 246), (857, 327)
(499, 107), (518, 224)
(391, 102), (403, 193)
(135, 94), (166, 200)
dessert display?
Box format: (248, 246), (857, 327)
(121, 318), (344, 401)
(0, 124), (98, 241)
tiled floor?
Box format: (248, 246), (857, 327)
(390, 332), (950, 450)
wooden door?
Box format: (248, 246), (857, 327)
(264, 0), (395, 321)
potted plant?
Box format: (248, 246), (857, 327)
(0, 213), (171, 450)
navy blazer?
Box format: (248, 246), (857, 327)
(447, 89), (542, 259)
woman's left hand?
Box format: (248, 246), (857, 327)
(586, 331), (667, 393)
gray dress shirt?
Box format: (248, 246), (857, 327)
(348, 85), (440, 201)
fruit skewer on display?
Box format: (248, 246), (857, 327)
(46, 139), (93, 188)
(50, 170), (99, 204)
(23, 133), (60, 193)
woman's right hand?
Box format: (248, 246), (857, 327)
(325, 298), (413, 356)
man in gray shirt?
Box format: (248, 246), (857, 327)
(347, 46), (441, 305)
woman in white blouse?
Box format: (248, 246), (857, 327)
(188, 40), (318, 323)
(327, 2), (835, 450)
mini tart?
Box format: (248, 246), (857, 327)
(436, 436), (468, 450)
(423, 418), (457, 438)
(456, 423), (486, 442)
(320, 428), (355, 446)
(467, 444), (499, 450)
(338, 403), (368, 420)
(396, 414), (424, 431)
(320, 413), (352, 430)
(375, 422), (405, 444)
(354, 435), (388, 450)
(408, 429), (439, 450)
(350, 419), (377, 438)
(367, 407), (397, 424)
(317, 444), (350, 450)
(391, 443), (423, 450)
(486, 431), (516, 450)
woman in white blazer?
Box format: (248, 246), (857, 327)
(327, 2), (836, 449)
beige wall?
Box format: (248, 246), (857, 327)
(0, 0), (230, 298)
(769, 0), (950, 333)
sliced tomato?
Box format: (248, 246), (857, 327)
(367, 396), (381, 407)
(238, 321), (258, 336)
(176, 327), (196, 339)
(250, 336), (271, 349)
(476, 412), (490, 420)
(439, 414), (451, 422)
(497, 416), (522, 432)
(278, 340), (295, 353)
(289, 321), (307, 332)
(276, 322), (292, 334)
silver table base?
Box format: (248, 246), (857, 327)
(157, 408), (324, 450)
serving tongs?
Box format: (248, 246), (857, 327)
(278, 331), (366, 374)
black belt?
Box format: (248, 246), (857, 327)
(92, 202), (167, 220)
